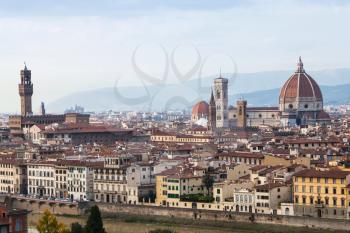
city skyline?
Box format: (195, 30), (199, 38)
(2, 2), (350, 232)
(1, 0), (350, 113)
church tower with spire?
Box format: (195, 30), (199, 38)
(19, 63), (33, 116)
(208, 89), (216, 131)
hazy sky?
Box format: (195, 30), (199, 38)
(1, 0), (350, 113)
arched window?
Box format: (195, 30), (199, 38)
(216, 90), (221, 99)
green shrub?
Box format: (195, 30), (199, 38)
(148, 229), (177, 233)
(180, 194), (214, 203)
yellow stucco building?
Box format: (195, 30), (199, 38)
(293, 169), (350, 219)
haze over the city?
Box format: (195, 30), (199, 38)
(1, 0), (350, 113)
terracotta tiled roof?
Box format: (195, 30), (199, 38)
(255, 182), (286, 190)
(42, 125), (132, 134)
(294, 168), (350, 179)
(317, 110), (331, 120)
(217, 151), (264, 159)
(249, 165), (268, 172)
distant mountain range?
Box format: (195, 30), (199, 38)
(48, 68), (350, 112)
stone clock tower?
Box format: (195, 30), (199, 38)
(19, 64), (33, 116)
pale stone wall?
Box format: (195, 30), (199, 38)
(8, 197), (350, 231)
(95, 203), (350, 231)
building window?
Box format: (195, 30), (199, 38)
(1, 226), (7, 233)
(309, 186), (313, 193)
(317, 186), (321, 194)
(302, 186), (306, 193)
(15, 218), (22, 232)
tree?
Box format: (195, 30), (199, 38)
(85, 205), (106, 233)
(202, 172), (214, 196)
(36, 209), (69, 233)
(71, 222), (84, 233)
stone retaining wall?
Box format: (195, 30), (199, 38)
(96, 203), (350, 231)
(9, 198), (350, 231)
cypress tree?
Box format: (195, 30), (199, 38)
(85, 205), (106, 233)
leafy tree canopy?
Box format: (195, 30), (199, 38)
(36, 209), (69, 233)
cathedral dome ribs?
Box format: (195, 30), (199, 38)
(192, 101), (209, 116)
(279, 57), (323, 113)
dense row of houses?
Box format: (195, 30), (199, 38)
(0, 154), (174, 205)
(3, 150), (350, 220)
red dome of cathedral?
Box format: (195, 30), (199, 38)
(192, 101), (209, 116)
(279, 57), (323, 104)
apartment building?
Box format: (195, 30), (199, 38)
(27, 162), (55, 197)
(233, 188), (255, 213)
(0, 160), (27, 195)
(93, 156), (129, 204)
(126, 163), (155, 204)
(217, 151), (264, 166)
(151, 131), (214, 144)
(156, 166), (205, 207)
(254, 183), (291, 214)
(55, 163), (68, 199)
(67, 161), (95, 201)
(293, 169), (350, 219)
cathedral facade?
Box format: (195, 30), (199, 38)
(192, 58), (331, 129)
